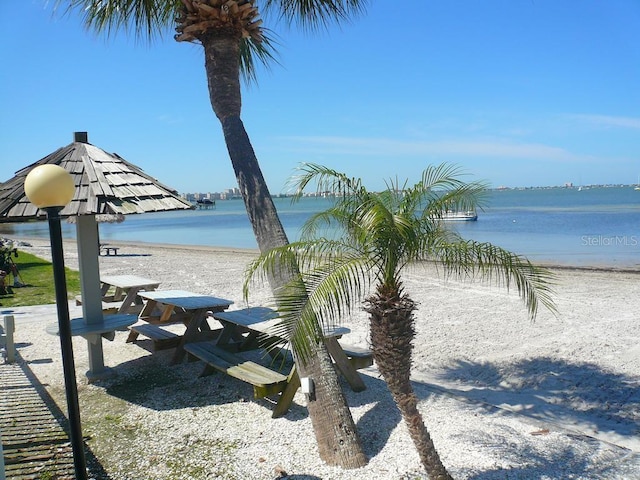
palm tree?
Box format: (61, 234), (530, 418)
(58, 0), (369, 468)
(244, 163), (557, 479)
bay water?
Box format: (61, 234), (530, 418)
(2, 186), (639, 268)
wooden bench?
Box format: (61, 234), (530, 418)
(127, 322), (183, 351)
(213, 306), (372, 391)
(184, 341), (299, 417)
(76, 293), (125, 304)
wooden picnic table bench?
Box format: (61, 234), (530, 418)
(100, 244), (119, 256)
(74, 297), (126, 314)
(184, 341), (300, 418)
(338, 342), (375, 370)
(101, 275), (161, 314)
(213, 307), (373, 392)
(76, 275), (161, 315)
(187, 306), (374, 416)
(126, 322), (184, 350)
(129, 290), (233, 363)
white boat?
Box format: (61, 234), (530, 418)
(442, 210), (478, 221)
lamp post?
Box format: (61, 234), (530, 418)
(24, 165), (88, 480)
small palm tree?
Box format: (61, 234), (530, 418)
(245, 163), (556, 479)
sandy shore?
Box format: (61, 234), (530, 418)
(3, 238), (640, 479)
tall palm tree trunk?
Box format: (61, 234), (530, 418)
(221, 115), (289, 250)
(296, 341), (368, 467)
(367, 289), (453, 480)
(202, 34), (367, 468)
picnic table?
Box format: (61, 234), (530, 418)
(99, 244), (120, 256)
(184, 306), (373, 417)
(76, 275), (161, 314)
(100, 275), (161, 314)
(127, 289), (233, 364)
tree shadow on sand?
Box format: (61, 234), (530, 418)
(337, 372), (403, 458)
(96, 343), (403, 459)
(93, 349), (640, 478)
(415, 356), (640, 478)
(435, 357), (640, 445)
(456, 436), (638, 479)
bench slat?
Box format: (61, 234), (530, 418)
(127, 323), (182, 350)
(131, 324), (179, 340)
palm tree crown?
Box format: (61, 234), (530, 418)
(59, 0), (367, 83)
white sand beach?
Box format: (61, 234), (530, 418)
(3, 238), (640, 479)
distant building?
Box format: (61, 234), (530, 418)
(182, 187), (249, 200)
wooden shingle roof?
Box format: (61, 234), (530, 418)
(0, 136), (194, 222)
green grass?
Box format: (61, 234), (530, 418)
(0, 251), (81, 307)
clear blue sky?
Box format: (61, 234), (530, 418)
(1, 1), (639, 194)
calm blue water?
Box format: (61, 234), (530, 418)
(2, 187), (640, 268)
(454, 187), (640, 267)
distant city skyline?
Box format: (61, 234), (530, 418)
(182, 181), (640, 201)
(1, 1), (639, 193)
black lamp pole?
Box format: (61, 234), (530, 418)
(46, 206), (88, 480)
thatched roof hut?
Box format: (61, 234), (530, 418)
(0, 132), (193, 222)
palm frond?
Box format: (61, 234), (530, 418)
(244, 238), (372, 362)
(298, 203), (346, 240)
(239, 28), (281, 85)
(433, 239), (557, 320)
(245, 161), (557, 366)
(262, 0), (369, 32)
(58, 0), (179, 42)
(287, 162), (364, 199)
(402, 164), (489, 220)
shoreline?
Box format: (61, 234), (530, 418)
(97, 239), (261, 256)
(9, 235), (640, 274)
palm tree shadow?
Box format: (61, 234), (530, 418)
(434, 356), (640, 447)
(97, 348), (405, 456)
(342, 372), (403, 458)
(459, 438), (634, 479)
(99, 253), (151, 258)
(400, 357), (640, 478)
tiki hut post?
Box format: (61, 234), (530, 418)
(72, 133), (104, 324)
